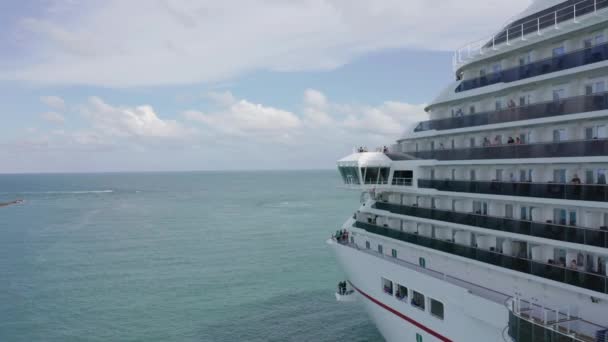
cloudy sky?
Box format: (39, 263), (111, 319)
(0, 0), (531, 173)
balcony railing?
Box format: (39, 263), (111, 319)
(508, 298), (608, 342)
(353, 220), (608, 294)
(418, 178), (608, 203)
(414, 92), (608, 132)
(453, 0), (608, 70)
(373, 201), (608, 248)
(392, 177), (413, 186)
(411, 138), (608, 160)
(456, 39), (608, 93)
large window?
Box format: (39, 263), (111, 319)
(361, 167), (390, 185)
(338, 166), (360, 184)
(430, 298), (444, 319)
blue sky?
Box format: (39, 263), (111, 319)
(0, 0), (531, 173)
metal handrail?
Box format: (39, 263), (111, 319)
(414, 137), (608, 154)
(509, 297), (608, 342)
(453, 0), (608, 70)
(355, 219), (608, 283)
(374, 201), (605, 234)
(415, 91), (608, 132)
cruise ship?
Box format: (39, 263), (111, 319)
(328, 1), (608, 341)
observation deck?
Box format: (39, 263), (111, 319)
(453, 0), (608, 72)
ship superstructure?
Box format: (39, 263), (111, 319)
(329, 1), (608, 341)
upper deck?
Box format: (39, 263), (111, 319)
(454, 0), (608, 73)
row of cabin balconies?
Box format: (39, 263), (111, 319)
(406, 118), (608, 152)
(426, 68), (608, 126)
(416, 89), (608, 132)
(401, 119), (608, 160)
(418, 178), (608, 203)
(457, 24), (608, 92)
(372, 200), (608, 249)
(353, 212), (608, 295)
(423, 164), (608, 184)
(377, 192), (608, 236)
(418, 164), (608, 202)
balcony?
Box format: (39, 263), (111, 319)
(414, 92), (608, 132)
(353, 220), (608, 294)
(373, 201), (608, 249)
(418, 178), (608, 203)
(508, 298), (608, 342)
(411, 138), (608, 161)
(455, 35), (608, 93)
(392, 177), (413, 186)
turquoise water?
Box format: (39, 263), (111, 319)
(0, 171), (382, 341)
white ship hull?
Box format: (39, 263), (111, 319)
(329, 239), (509, 342)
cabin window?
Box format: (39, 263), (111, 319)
(419, 257), (426, 268)
(396, 284), (408, 300)
(391, 249), (397, 258)
(411, 291), (425, 310)
(382, 277), (393, 295)
(430, 298), (445, 319)
(365, 241), (370, 249)
(416, 333), (423, 342)
(378, 244), (383, 254)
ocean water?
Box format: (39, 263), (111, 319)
(0, 171), (383, 342)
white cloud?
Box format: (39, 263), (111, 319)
(3, 89), (429, 172)
(206, 91), (237, 107)
(40, 95), (66, 111)
(82, 96), (192, 138)
(1, 0), (530, 87)
(184, 99), (301, 138)
(183, 89), (425, 143)
(40, 111), (66, 124)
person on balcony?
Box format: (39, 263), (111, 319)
(507, 136), (515, 144)
(483, 137), (491, 147)
(571, 174), (581, 184)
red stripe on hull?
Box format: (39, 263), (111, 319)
(348, 281), (453, 342)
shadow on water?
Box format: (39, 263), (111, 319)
(197, 289), (384, 342)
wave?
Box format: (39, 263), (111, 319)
(0, 190), (114, 195)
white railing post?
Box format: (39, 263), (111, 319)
(554, 11), (559, 29)
(506, 28), (510, 45)
(537, 17), (541, 35)
(574, 4), (578, 23)
(492, 35), (496, 50)
(521, 24), (525, 40)
(566, 307), (571, 333)
(595, 0), (598, 13)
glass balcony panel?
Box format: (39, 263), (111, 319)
(374, 201), (608, 249)
(418, 179), (608, 203)
(353, 220), (608, 294)
(414, 93), (608, 132)
(455, 41), (608, 93)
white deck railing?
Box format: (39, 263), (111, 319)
(510, 296), (608, 342)
(453, 0), (608, 71)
